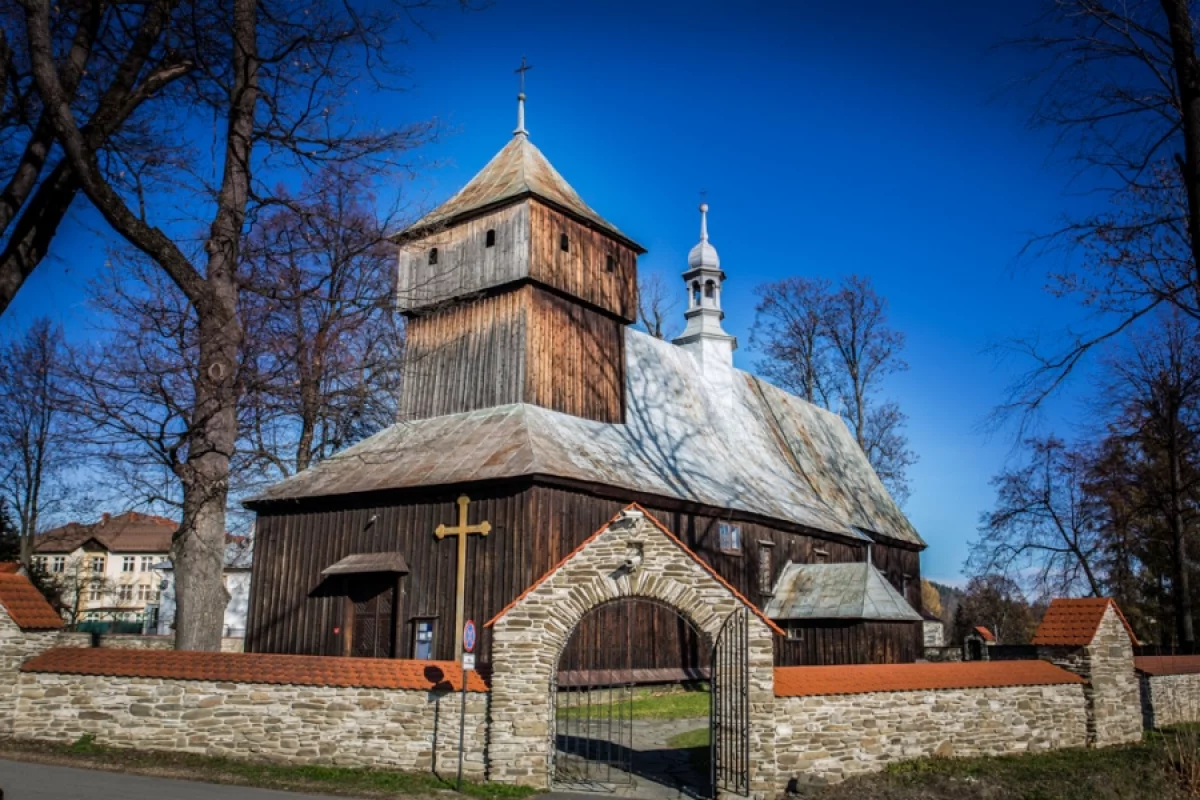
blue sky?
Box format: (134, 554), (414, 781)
(2, 1), (1109, 584)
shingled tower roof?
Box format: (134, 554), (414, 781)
(405, 108), (642, 251)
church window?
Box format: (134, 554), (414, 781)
(428, 248), (438, 265)
(485, 229), (496, 248)
(413, 618), (435, 660)
(704, 280), (716, 300)
(559, 233), (569, 252)
(606, 254), (615, 273)
(717, 523), (742, 554)
(757, 541), (775, 596)
(692, 281), (702, 306)
(785, 624), (803, 642)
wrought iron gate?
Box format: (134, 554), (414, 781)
(553, 600), (638, 787)
(711, 607), (750, 796)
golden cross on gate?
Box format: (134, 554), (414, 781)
(435, 495), (490, 659)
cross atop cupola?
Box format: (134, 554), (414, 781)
(673, 203), (737, 368)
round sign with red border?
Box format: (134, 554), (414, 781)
(463, 620), (476, 653)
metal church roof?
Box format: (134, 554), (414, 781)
(250, 331), (924, 548)
(763, 562), (922, 622)
(404, 134), (643, 251)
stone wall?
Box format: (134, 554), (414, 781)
(487, 509), (778, 798)
(774, 682), (1089, 787)
(91, 634), (244, 653)
(14, 670), (489, 778)
(0, 612), (71, 735)
(1140, 672), (1200, 729)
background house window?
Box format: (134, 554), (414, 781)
(52, 556), (65, 573)
(413, 619), (435, 660)
(140, 557), (155, 572)
(123, 557), (135, 572)
(118, 585), (133, 602)
(88, 588), (101, 602)
(718, 523), (742, 554)
(89, 556), (105, 573)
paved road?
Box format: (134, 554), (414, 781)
(0, 759), (350, 799)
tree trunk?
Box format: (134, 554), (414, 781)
(1161, 0), (1200, 300)
(1168, 436), (1195, 650)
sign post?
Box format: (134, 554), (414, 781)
(456, 620), (476, 791)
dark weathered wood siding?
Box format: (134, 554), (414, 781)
(399, 285), (624, 423)
(246, 483), (922, 667)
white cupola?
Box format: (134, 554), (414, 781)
(673, 203), (737, 368)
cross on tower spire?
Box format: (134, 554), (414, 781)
(514, 56), (533, 136)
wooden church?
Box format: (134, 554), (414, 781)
(243, 90), (926, 670)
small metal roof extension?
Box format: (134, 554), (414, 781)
(763, 562), (922, 622)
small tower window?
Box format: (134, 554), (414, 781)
(692, 281), (702, 306)
(606, 254), (615, 273)
(560, 233), (569, 252)
(704, 279), (716, 300)
(428, 247), (438, 265)
(485, 229), (496, 248)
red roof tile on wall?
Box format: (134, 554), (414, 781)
(1031, 598), (1138, 646)
(0, 574), (63, 630)
(1135, 656), (1200, 677)
(974, 626), (996, 643)
(774, 660), (1084, 698)
(22, 648), (489, 692)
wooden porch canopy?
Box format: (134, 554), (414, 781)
(320, 553), (409, 577)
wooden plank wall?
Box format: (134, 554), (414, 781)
(396, 203), (529, 312)
(871, 541), (924, 613)
(398, 287), (530, 421)
(245, 482), (922, 667)
(774, 621), (920, 665)
(528, 201), (638, 323)
(526, 287), (624, 424)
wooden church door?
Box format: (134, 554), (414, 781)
(343, 575), (397, 659)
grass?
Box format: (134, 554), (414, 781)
(791, 729), (1200, 800)
(0, 736), (536, 799)
(556, 684), (711, 720)
(666, 727), (709, 749)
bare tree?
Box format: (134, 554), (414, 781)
(636, 272), (681, 341)
(752, 276), (834, 406)
(0, 1), (209, 316)
(240, 166), (404, 480)
(0, 319), (68, 564)
(970, 436), (1106, 599)
(753, 274), (916, 503)
(1103, 311), (1200, 648)
(17, 0), (444, 650)
(1001, 1), (1200, 416)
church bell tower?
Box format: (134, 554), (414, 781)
(394, 85), (645, 424)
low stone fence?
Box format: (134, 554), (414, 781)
(16, 648), (489, 779)
(773, 661), (1089, 788)
(1137, 656), (1200, 729)
(83, 633), (245, 653)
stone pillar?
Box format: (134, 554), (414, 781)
(1039, 605), (1141, 747)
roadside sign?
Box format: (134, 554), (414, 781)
(462, 652), (476, 671)
(463, 619), (476, 652)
